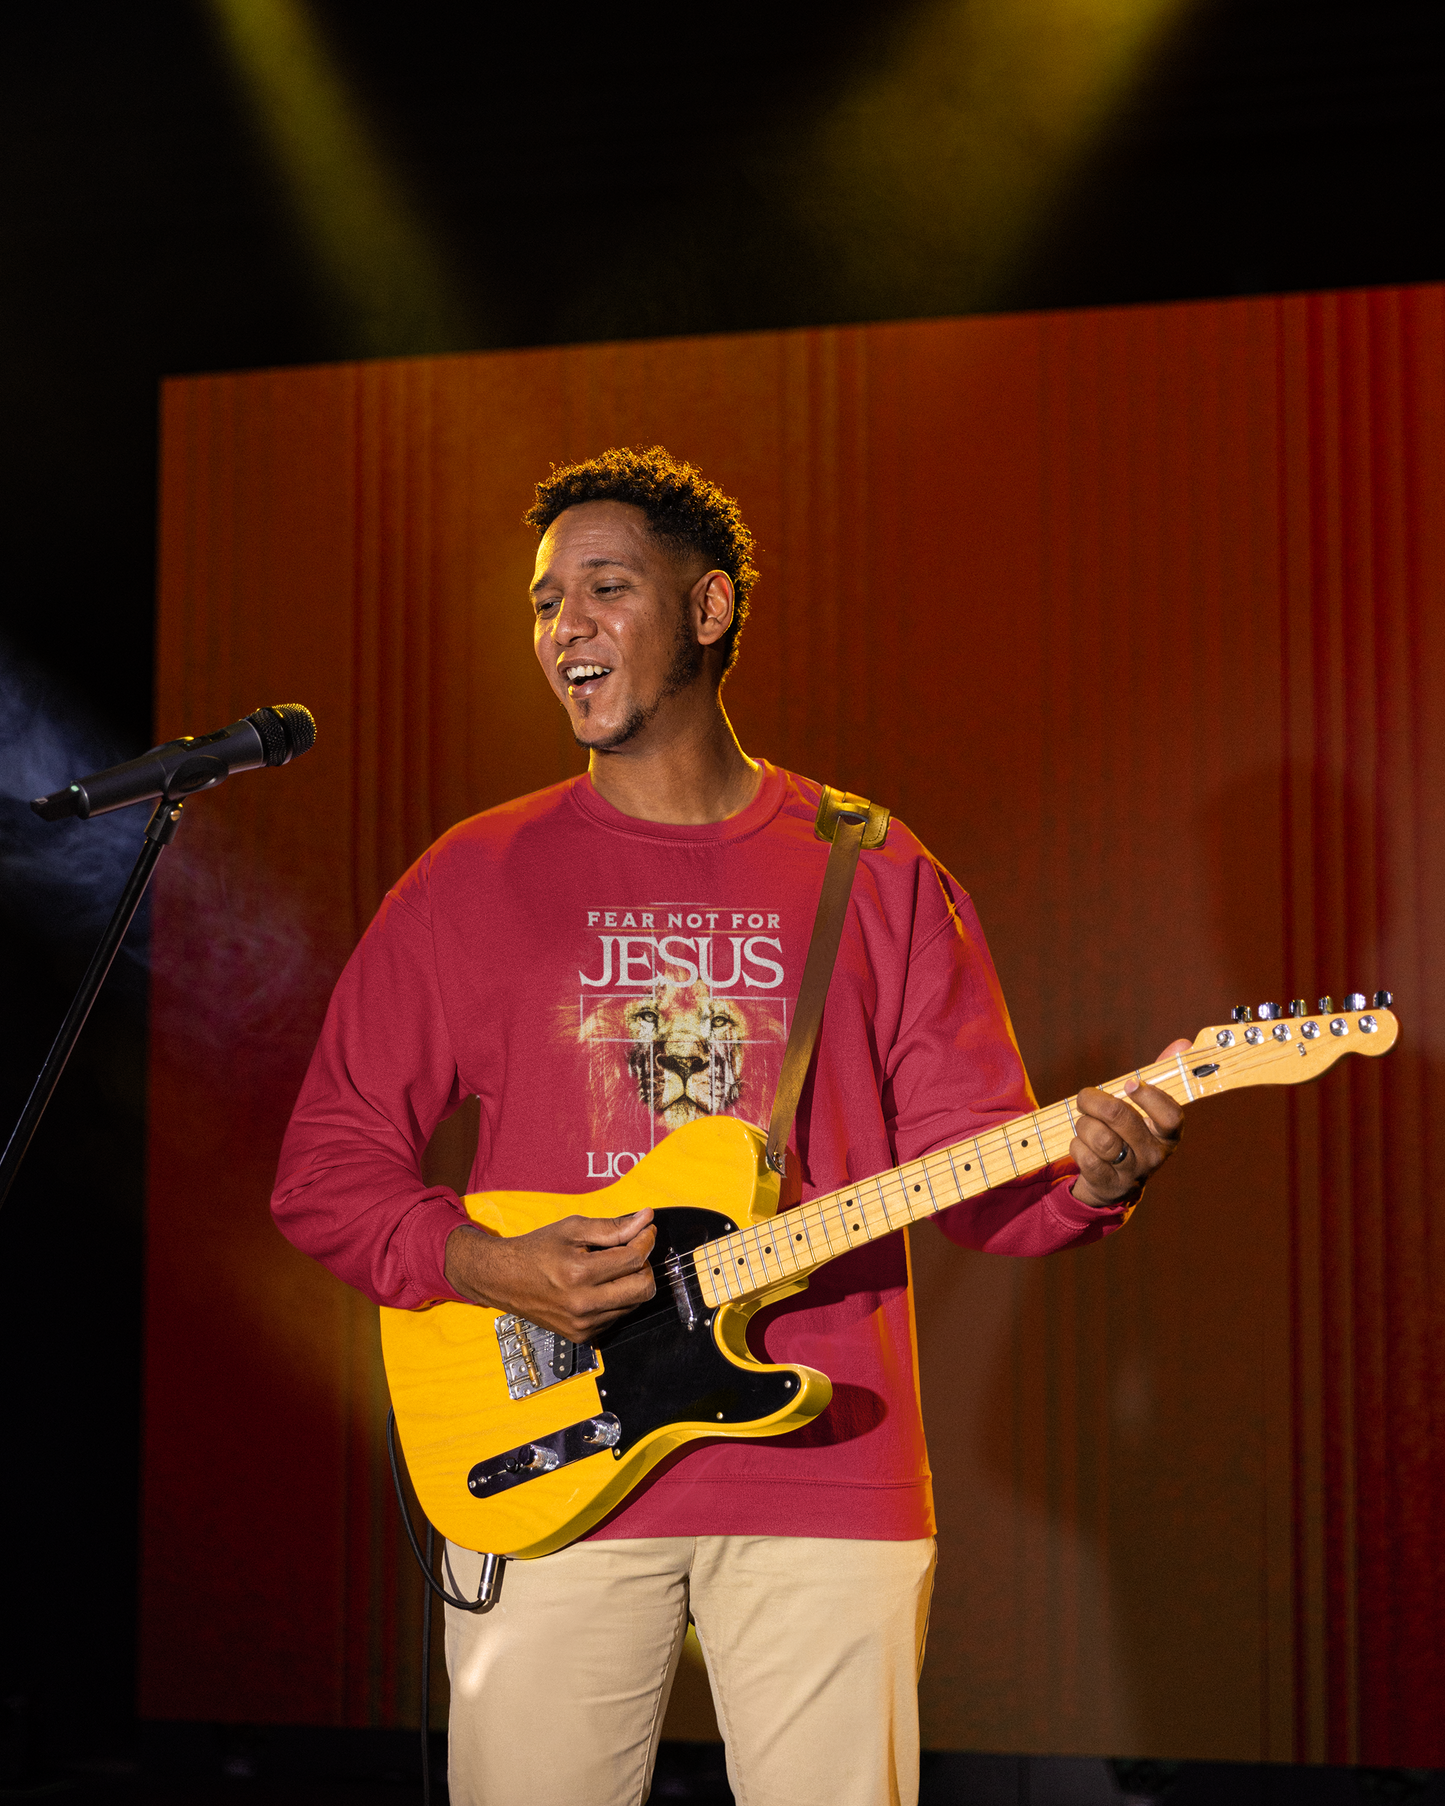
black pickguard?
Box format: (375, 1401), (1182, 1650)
(588, 1206), (796, 1453)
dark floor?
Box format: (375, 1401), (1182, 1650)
(5, 1737), (1443, 1804)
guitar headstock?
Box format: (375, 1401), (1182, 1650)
(1183, 992), (1398, 1094)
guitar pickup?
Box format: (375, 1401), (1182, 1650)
(668, 1259), (698, 1330)
(495, 1314), (598, 1401)
(467, 1414), (622, 1499)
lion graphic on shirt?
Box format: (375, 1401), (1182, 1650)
(574, 981), (786, 1135)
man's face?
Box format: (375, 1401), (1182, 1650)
(530, 500), (708, 751)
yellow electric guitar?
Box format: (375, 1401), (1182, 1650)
(382, 997), (1397, 1560)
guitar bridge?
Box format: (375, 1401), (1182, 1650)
(495, 1315), (598, 1401)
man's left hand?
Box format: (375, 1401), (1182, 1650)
(1070, 1039), (1190, 1207)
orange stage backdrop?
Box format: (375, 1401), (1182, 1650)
(141, 287), (1445, 1764)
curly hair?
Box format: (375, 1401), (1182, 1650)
(524, 446), (758, 677)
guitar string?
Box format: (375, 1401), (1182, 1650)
(850, 1035), (1301, 1229)
(580, 1250), (711, 1357)
(516, 1022), (1372, 1357)
(634, 1039), (1266, 1325)
(603, 1035), (1275, 1336)
(694, 1026), (1358, 1301)
(700, 1055), (1211, 1293)
(597, 1034), (1301, 1344)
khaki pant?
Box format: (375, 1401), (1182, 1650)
(445, 1533), (936, 1806)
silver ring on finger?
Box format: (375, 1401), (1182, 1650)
(1111, 1145), (1130, 1165)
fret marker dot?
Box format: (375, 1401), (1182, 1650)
(795, 1234), (803, 1242)
(713, 1268), (720, 1275)
(964, 1164), (971, 1171)
(913, 1184), (920, 1192)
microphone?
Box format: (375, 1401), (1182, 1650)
(30, 704), (317, 822)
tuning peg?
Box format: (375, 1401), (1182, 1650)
(1373, 989), (1392, 1008)
(1287, 999), (1307, 1017)
(1317, 995), (1333, 1013)
(1231, 1005), (1252, 1023)
(1343, 992), (1368, 1012)
(1257, 1002), (1282, 1021)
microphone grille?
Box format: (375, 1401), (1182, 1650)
(249, 704), (317, 767)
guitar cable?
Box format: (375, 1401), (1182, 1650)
(386, 1407), (496, 1806)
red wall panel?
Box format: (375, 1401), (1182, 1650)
(142, 287), (1445, 1761)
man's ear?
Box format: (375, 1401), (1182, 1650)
(692, 569), (735, 645)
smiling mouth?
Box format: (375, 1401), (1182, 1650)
(563, 662), (612, 694)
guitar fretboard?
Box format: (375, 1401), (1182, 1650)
(691, 1031), (1297, 1310)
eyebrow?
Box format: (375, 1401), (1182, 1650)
(529, 555), (642, 595)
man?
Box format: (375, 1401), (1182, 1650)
(273, 446), (1186, 1806)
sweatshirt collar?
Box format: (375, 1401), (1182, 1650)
(568, 760), (789, 845)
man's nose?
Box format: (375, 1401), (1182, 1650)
(550, 591), (595, 643)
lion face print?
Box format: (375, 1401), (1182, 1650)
(621, 985), (748, 1130)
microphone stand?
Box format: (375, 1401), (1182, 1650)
(0, 793), (187, 1211)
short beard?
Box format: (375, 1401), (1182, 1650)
(573, 607), (705, 753)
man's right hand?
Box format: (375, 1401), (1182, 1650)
(443, 1210), (657, 1342)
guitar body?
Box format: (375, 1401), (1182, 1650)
(380, 1116), (833, 1559)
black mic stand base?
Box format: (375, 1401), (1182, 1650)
(0, 795), (187, 1212)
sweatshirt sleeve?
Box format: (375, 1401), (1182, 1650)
(886, 871), (1129, 1255)
(271, 868), (476, 1310)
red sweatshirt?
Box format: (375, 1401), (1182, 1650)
(272, 762), (1127, 1540)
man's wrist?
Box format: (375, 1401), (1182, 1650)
(1069, 1177), (1145, 1211)
(444, 1222), (503, 1306)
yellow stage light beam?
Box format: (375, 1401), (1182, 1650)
(783, 0), (1192, 316)
(208, 0), (475, 355)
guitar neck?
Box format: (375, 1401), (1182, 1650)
(692, 1005), (1398, 1310)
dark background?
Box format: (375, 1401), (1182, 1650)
(0, 0), (1441, 1778)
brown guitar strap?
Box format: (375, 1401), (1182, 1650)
(764, 786), (891, 1177)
